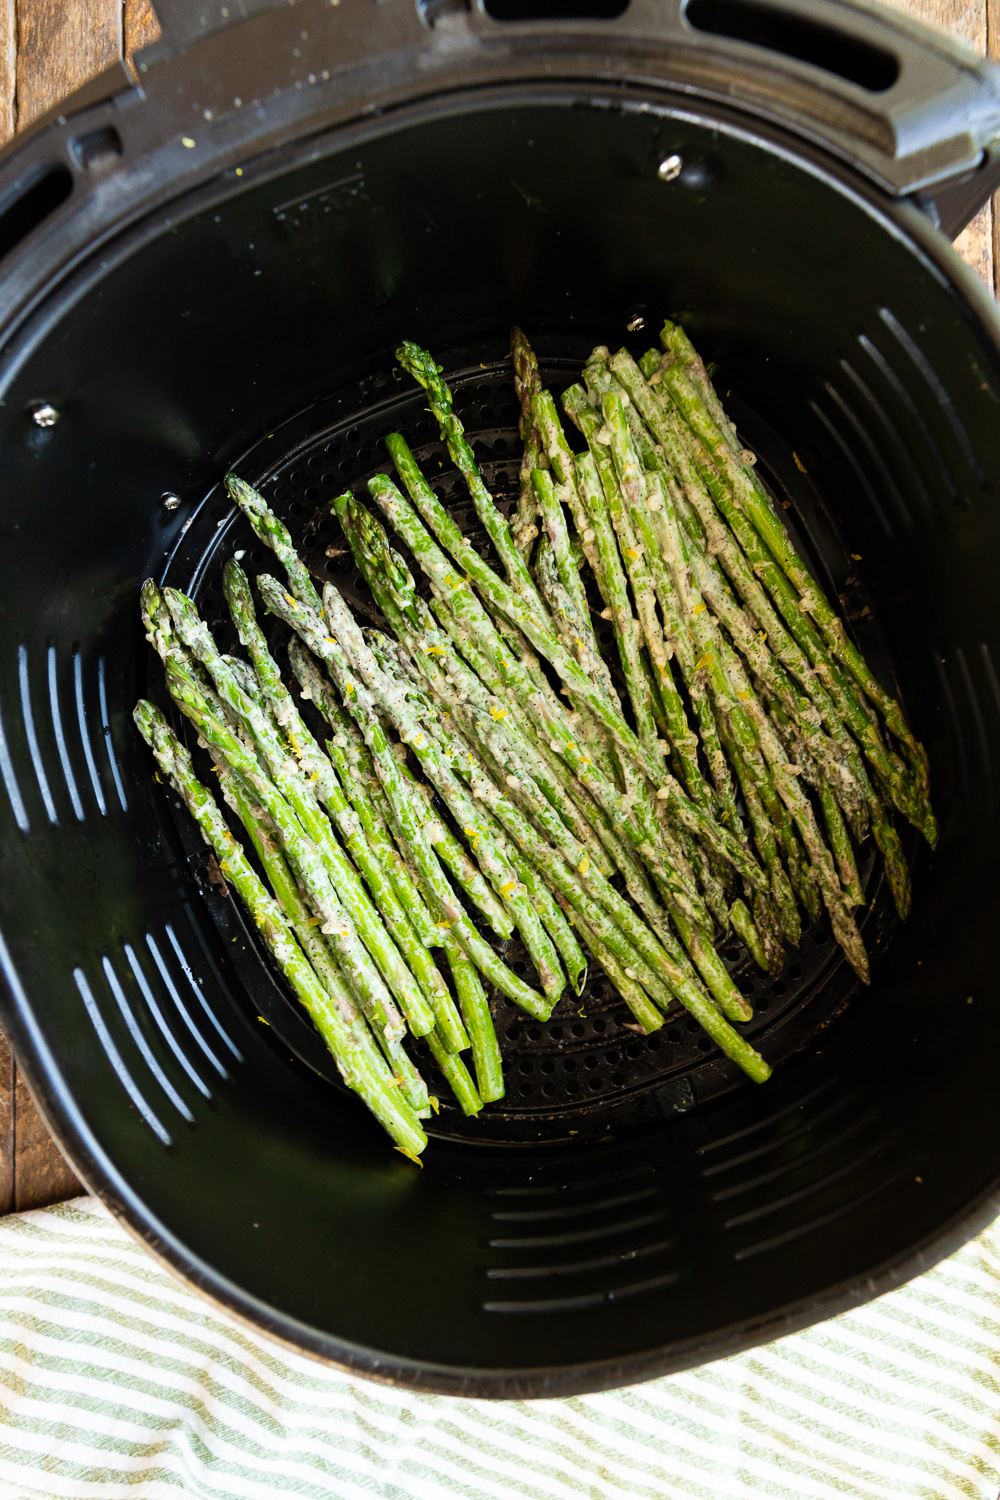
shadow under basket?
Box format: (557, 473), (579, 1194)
(1, 87), (1000, 1398)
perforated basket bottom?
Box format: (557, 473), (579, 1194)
(158, 338), (904, 1146)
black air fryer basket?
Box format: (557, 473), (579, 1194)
(2, 0), (1000, 1398)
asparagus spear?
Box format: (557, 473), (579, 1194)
(607, 350), (897, 824)
(226, 475), (324, 616)
(222, 563), (469, 1053)
(730, 898), (768, 972)
(565, 385), (742, 830)
(255, 577), (555, 1021)
(424, 1029), (484, 1118)
(447, 947), (504, 1104)
(355, 486), (722, 948)
(531, 521), (605, 686)
(325, 583), (568, 1001)
(373, 451), (761, 900)
(162, 652), (421, 1044)
(293, 644), (507, 1100)
(563, 432), (659, 758)
(397, 340), (543, 609)
(658, 320), (742, 455)
(133, 700), (427, 1157)
(511, 326), (545, 561)
(663, 358), (932, 798)
(163, 586), (440, 1040)
(571, 909), (664, 1034)
(531, 384), (608, 596)
(214, 755), (431, 1118)
(610, 357), (933, 842)
(381, 429), (767, 886)
(527, 423), (594, 648)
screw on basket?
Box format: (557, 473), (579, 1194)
(657, 154), (683, 182)
(30, 401), (59, 428)
(161, 492), (182, 511)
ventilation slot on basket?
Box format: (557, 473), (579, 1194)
(489, 1184), (661, 1223)
(47, 645), (84, 822)
(0, 164), (72, 263)
(878, 308), (986, 489)
(811, 382), (914, 537)
(837, 358), (935, 526)
(933, 645), (999, 824)
(0, 683), (29, 833)
(145, 931), (231, 1080)
(482, 1270), (683, 1314)
(123, 943), (213, 1100)
(855, 320), (977, 512)
(701, 1076), (907, 1260)
(96, 656), (128, 812)
(685, 0), (899, 91)
(487, 1208), (672, 1251)
(72, 648), (108, 816)
(166, 917), (244, 1064)
(18, 644), (57, 824)
(485, 1237), (678, 1282)
(809, 399), (894, 541)
(696, 1077), (837, 1158)
(101, 955), (196, 1125)
(732, 1156), (908, 1261)
(74, 967), (173, 1148)
(482, 1167), (682, 1311)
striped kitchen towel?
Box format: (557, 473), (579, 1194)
(0, 1197), (997, 1499)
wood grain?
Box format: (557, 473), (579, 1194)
(12, 1068), (78, 1210)
(0, 0), (13, 145)
(125, 0), (161, 63)
(0, 1033), (14, 1216)
(15, 0), (121, 128)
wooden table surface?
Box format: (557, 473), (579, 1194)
(0, 0), (996, 1213)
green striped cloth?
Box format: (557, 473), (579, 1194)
(0, 1197), (998, 1498)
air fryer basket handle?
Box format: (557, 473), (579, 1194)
(145, 0), (1000, 236)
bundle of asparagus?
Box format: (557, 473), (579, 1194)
(133, 319), (934, 1158)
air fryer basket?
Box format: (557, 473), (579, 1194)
(1, 0), (1000, 1397)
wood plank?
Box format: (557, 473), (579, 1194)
(0, 0), (13, 144)
(990, 0), (1000, 295)
(13, 1068), (79, 1211)
(125, 0), (162, 64)
(15, 0), (121, 129)
(0, 1032), (14, 1216)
